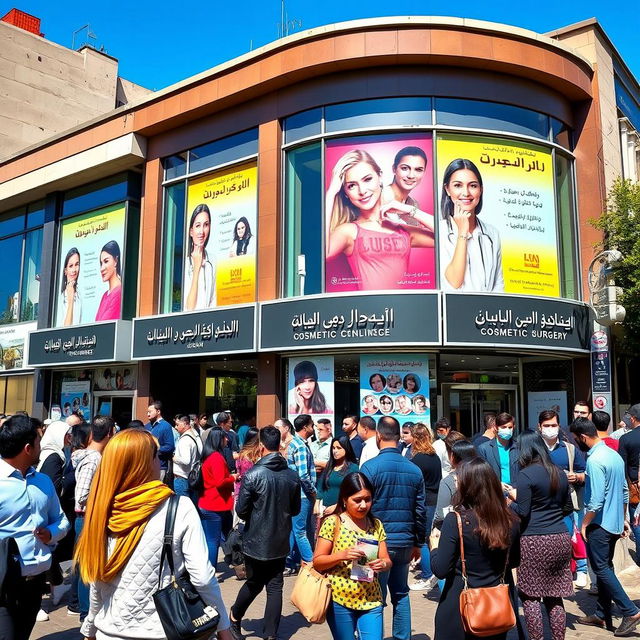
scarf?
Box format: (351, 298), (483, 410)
(37, 421), (70, 470)
(103, 480), (173, 581)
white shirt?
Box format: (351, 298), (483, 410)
(433, 438), (452, 477)
(310, 439), (331, 465)
(184, 253), (215, 310)
(173, 428), (203, 479)
(59, 289), (82, 325)
(359, 437), (379, 466)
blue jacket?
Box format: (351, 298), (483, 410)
(361, 447), (426, 548)
(145, 418), (175, 470)
(478, 438), (521, 487)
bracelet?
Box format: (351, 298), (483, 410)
(410, 205), (417, 218)
(458, 234), (469, 240)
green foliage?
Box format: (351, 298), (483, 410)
(593, 178), (640, 354)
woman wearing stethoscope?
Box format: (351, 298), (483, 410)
(439, 158), (504, 292)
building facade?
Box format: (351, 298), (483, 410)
(0, 16), (638, 433)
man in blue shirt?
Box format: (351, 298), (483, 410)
(145, 401), (175, 477)
(571, 418), (640, 636)
(0, 414), (70, 640)
(478, 412), (520, 488)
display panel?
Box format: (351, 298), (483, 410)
(287, 356), (334, 425)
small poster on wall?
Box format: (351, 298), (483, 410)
(60, 380), (91, 420)
(527, 391), (568, 429)
(359, 354), (430, 424)
(287, 356), (334, 426)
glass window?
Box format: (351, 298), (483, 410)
(189, 129), (258, 175)
(555, 153), (578, 299)
(284, 108), (322, 144)
(62, 174), (129, 218)
(26, 200), (45, 229)
(284, 143), (322, 297)
(20, 229), (42, 322)
(0, 208), (25, 237)
(164, 153), (188, 181)
(160, 182), (186, 313)
(436, 98), (549, 140)
(325, 98), (431, 133)
(5, 375), (32, 414)
(551, 118), (572, 149)
(0, 235), (24, 324)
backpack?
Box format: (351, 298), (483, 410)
(185, 434), (203, 491)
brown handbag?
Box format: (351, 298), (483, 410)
(455, 512), (516, 638)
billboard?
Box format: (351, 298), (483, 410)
(287, 356), (334, 426)
(185, 162), (257, 310)
(55, 204), (127, 327)
(436, 134), (559, 297)
(359, 354), (430, 424)
(325, 134), (435, 293)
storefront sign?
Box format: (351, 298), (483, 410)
(28, 321), (132, 366)
(260, 293), (440, 351)
(0, 321), (36, 371)
(444, 294), (590, 352)
(527, 391), (568, 429)
(132, 305), (256, 359)
(591, 351), (611, 393)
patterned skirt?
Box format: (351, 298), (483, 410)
(517, 532), (573, 598)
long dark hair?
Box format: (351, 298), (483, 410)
(188, 204), (211, 256)
(202, 428), (227, 462)
(453, 458), (516, 550)
(100, 240), (121, 277)
(518, 431), (560, 493)
(319, 435), (356, 492)
(233, 216), (252, 255)
(334, 472), (375, 531)
(440, 158), (484, 220)
(61, 247), (80, 294)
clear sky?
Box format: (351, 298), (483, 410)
(6, 1), (640, 91)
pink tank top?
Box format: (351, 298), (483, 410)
(347, 226), (411, 291)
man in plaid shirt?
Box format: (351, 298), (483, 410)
(284, 413), (316, 575)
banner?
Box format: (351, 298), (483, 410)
(359, 354), (430, 424)
(325, 134), (435, 293)
(61, 380), (91, 420)
(0, 322), (35, 371)
(55, 204), (127, 326)
(94, 366), (136, 391)
(185, 162), (257, 310)
(527, 391), (568, 429)
(436, 134), (559, 297)
(287, 356), (334, 425)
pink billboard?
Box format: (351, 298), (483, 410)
(325, 134), (435, 293)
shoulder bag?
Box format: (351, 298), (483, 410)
(153, 494), (220, 640)
(456, 511), (516, 638)
(290, 514), (341, 624)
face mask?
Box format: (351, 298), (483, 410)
(437, 433), (447, 440)
(541, 427), (559, 440)
(497, 428), (513, 441)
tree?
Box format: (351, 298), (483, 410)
(592, 178), (640, 355)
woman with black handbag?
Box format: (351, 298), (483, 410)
(74, 428), (231, 640)
(430, 458), (521, 640)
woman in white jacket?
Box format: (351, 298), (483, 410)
(74, 428), (231, 640)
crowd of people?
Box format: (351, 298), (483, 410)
(0, 399), (640, 640)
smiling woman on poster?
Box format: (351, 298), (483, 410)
(95, 241), (122, 321)
(326, 149), (434, 291)
(228, 216), (252, 257)
(288, 360), (331, 415)
(439, 158), (504, 292)
(60, 247), (82, 326)
(185, 204), (215, 310)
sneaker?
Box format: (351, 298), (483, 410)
(51, 581), (71, 606)
(575, 572), (588, 588)
(229, 617), (243, 640)
(410, 576), (438, 591)
(66, 606), (80, 616)
(36, 609), (49, 622)
(283, 567), (298, 577)
(614, 612), (640, 637)
(576, 615), (606, 629)
(588, 584), (599, 595)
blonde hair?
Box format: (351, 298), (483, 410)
(74, 429), (158, 582)
(329, 150), (383, 233)
(411, 423), (435, 455)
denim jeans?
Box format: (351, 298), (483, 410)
(418, 505), (436, 580)
(173, 476), (196, 504)
(378, 546), (412, 640)
(630, 503), (640, 550)
(71, 516), (89, 619)
(586, 524), (638, 621)
(199, 508), (233, 572)
(326, 601), (383, 640)
(287, 497), (314, 565)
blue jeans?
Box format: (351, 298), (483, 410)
(586, 524), (638, 621)
(72, 516), (89, 619)
(173, 476), (196, 503)
(327, 601), (383, 640)
(630, 503), (640, 548)
(418, 505), (436, 580)
(287, 497), (314, 565)
(563, 512), (587, 574)
(378, 546), (412, 640)
(199, 508), (232, 572)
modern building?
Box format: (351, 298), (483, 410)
(0, 16), (638, 432)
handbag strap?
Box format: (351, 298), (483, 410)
(455, 511), (468, 589)
(157, 494), (179, 588)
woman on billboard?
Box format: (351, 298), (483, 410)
(326, 150), (434, 291)
(95, 240), (122, 321)
(60, 247), (82, 326)
(228, 216), (252, 257)
(439, 158), (504, 292)
(288, 360), (331, 415)
(185, 204), (215, 311)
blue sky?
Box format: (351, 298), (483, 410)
(7, 1), (640, 90)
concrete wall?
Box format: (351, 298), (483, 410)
(0, 21), (151, 161)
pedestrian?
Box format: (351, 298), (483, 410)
(199, 429), (236, 572)
(507, 431), (573, 640)
(316, 435), (359, 515)
(400, 422), (414, 458)
(361, 416), (426, 640)
(274, 418), (294, 457)
(235, 414), (255, 448)
(472, 412), (497, 446)
(0, 415), (70, 640)
(478, 412), (520, 488)
(228, 426), (301, 640)
(432, 417), (453, 477)
(593, 409), (619, 451)
(216, 411), (240, 472)
(234, 427), (260, 500)
(284, 414), (317, 576)
(611, 412), (633, 441)
(144, 401), (174, 479)
(430, 457), (520, 640)
(571, 417), (640, 635)
(74, 428), (232, 640)
(172, 413), (203, 501)
(310, 418), (333, 473)
(358, 416), (379, 465)
(409, 423), (442, 591)
(617, 403), (640, 544)
(313, 472), (392, 640)
(341, 414), (364, 462)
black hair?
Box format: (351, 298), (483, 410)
(538, 409), (559, 424)
(215, 411), (231, 426)
(435, 417), (451, 431)
(0, 415), (40, 458)
(276, 417), (294, 434)
(403, 373), (420, 392)
(91, 415), (114, 443)
(440, 158), (484, 219)
(188, 204), (211, 257)
(100, 240), (121, 277)
(175, 414), (190, 426)
(517, 431), (560, 492)
(570, 417), (598, 438)
(242, 427), (260, 448)
(369, 372), (386, 388)
(450, 440), (476, 465)
(294, 414), (313, 432)
(343, 414), (359, 425)
(124, 419), (145, 431)
(71, 422), (91, 450)
(260, 426), (281, 452)
(495, 412), (514, 427)
(592, 410), (611, 431)
(358, 416), (376, 432)
(232, 216), (252, 255)
(61, 247), (80, 294)
(317, 418), (331, 426)
(203, 428), (228, 461)
(393, 145), (428, 170)
(377, 416), (400, 442)
(150, 400), (162, 412)
(334, 472), (376, 530)
(319, 435), (357, 492)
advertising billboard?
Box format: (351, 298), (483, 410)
(325, 134), (435, 293)
(55, 204), (127, 326)
(287, 356), (334, 426)
(185, 162), (257, 310)
(436, 134), (559, 297)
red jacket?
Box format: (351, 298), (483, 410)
(198, 451), (235, 512)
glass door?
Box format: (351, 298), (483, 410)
(93, 392), (135, 429)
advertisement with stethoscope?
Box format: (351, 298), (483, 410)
(436, 134), (559, 297)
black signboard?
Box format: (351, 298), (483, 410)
(591, 350), (611, 393)
(444, 294), (591, 352)
(28, 321), (128, 366)
(132, 306), (256, 359)
(260, 293), (440, 351)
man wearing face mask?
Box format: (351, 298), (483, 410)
(432, 417), (453, 478)
(478, 412), (520, 487)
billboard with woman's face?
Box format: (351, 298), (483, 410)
(55, 204), (126, 327)
(437, 134), (559, 297)
(325, 134), (435, 293)
(287, 356), (334, 426)
(184, 162), (257, 310)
